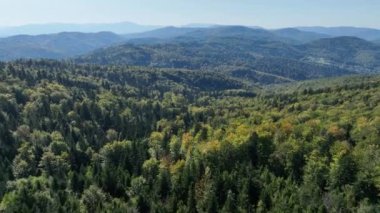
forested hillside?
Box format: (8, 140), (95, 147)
(0, 60), (379, 212)
(271, 28), (331, 43)
(77, 26), (380, 84)
(0, 32), (125, 60)
(301, 37), (380, 72)
(1, 26), (380, 84)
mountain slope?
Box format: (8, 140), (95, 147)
(124, 26), (201, 40)
(77, 27), (380, 83)
(0, 32), (125, 60)
(0, 25), (378, 84)
(76, 34), (303, 69)
(297, 26), (380, 41)
(78, 27), (304, 67)
(124, 26), (298, 44)
(300, 36), (380, 72)
(272, 28), (331, 43)
(0, 26), (298, 61)
(77, 27), (358, 84)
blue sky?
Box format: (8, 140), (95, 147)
(1, 0), (379, 28)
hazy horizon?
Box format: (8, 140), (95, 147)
(1, 0), (379, 29)
(0, 21), (380, 30)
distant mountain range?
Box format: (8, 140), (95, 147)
(78, 26), (380, 70)
(122, 26), (338, 46)
(297, 26), (380, 41)
(124, 27), (201, 40)
(1, 22), (379, 41)
(0, 22), (160, 37)
(76, 26), (380, 84)
(0, 24), (379, 84)
(0, 25), (319, 61)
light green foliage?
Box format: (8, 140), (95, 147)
(0, 60), (379, 212)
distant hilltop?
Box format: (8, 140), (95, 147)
(0, 22), (160, 37)
(1, 22), (380, 40)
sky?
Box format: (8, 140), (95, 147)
(0, 0), (380, 28)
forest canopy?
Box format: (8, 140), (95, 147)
(0, 60), (379, 212)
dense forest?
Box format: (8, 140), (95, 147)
(0, 60), (379, 212)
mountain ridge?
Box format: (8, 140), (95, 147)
(0, 22), (160, 37)
(0, 25), (379, 85)
(297, 26), (380, 41)
(0, 31), (125, 60)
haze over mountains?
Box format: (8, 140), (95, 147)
(0, 22), (160, 37)
(1, 22), (380, 40)
(0, 23), (380, 84)
(297, 26), (380, 41)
